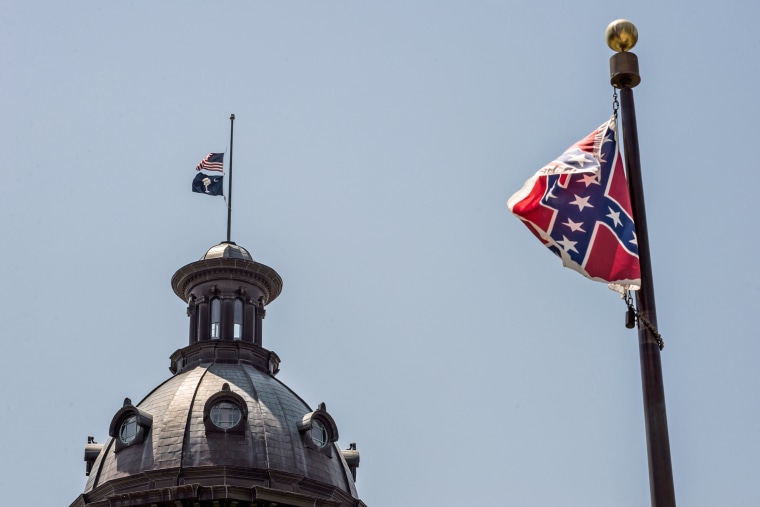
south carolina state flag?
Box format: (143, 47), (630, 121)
(507, 117), (641, 289)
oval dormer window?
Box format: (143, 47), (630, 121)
(203, 383), (248, 435)
(108, 398), (153, 452)
(119, 415), (139, 444)
(311, 419), (329, 448)
(297, 402), (338, 457)
(210, 401), (242, 429)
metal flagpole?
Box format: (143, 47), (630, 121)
(606, 20), (676, 507)
(227, 114), (235, 243)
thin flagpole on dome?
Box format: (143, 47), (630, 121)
(226, 114), (235, 243)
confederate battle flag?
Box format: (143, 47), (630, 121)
(507, 117), (641, 289)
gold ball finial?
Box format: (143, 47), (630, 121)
(606, 19), (638, 52)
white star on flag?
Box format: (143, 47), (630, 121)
(607, 207), (623, 227)
(566, 153), (589, 166)
(557, 236), (579, 253)
(570, 194), (593, 211)
(562, 218), (585, 232)
(578, 173), (600, 187)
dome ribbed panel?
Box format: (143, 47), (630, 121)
(155, 367), (208, 469)
(241, 365), (304, 474)
(181, 365), (261, 468)
(84, 370), (196, 491)
(243, 366), (359, 497)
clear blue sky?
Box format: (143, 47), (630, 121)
(2, 1), (758, 505)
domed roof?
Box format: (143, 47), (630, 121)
(73, 241), (365, 507)
(83, 362), (360, 504)
(202, 241), (254, 261)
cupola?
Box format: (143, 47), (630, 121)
(168, 241), (284, 375)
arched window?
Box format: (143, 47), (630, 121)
(210, 298), (221, 339)
(233, 298), (244, 340)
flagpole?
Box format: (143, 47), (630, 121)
(607, 20), (676, 507)
(227, 114), (235, 243)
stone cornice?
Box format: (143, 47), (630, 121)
(171, 258), (283, 305)
(74, 469), (365, 507)
(169, 340), (281, 375)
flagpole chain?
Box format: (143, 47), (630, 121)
(623, 291), (664, 350)
(612, 89), (620, 119)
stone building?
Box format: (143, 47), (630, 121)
(71, 241), (365, 507)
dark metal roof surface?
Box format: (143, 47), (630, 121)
(85, 363), (358, 499)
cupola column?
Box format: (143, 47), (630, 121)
(188, 298), (198, 344)
(221, 297), (234, 340)
(255, 298), (265, 347)
(197, 298), (210, 342)
(244, 298), (256, 343)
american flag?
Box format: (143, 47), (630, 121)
(195, 153), (224, 172)
(507, 117), (641, 289)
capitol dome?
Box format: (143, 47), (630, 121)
(72, 242), (365, 507)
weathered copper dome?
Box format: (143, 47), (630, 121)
(72, 244), (364, 507)
(80, 363), (361, 505)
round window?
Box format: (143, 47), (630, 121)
(311, 419), (328, 448)
(119, 415), (139, 444)
(210, 401), (242, 429)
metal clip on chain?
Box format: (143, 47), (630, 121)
(622, 291), (664, 350)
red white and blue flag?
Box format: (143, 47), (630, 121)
(507, 117), (641, 289)
(195, 153), (224, 172)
